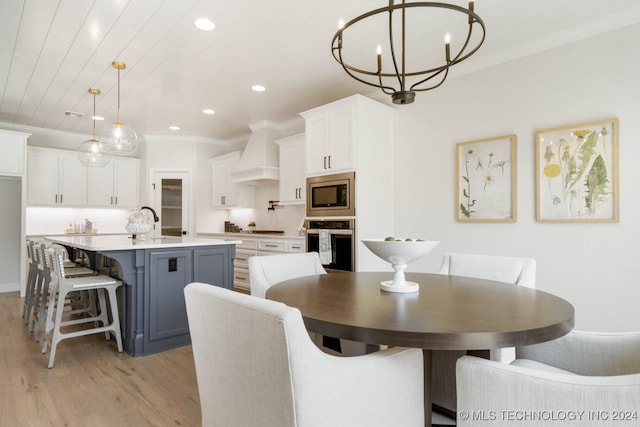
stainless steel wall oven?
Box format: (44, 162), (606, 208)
(306, 219), (354, 272)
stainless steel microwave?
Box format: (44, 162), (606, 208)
(306, 172), (355, 217)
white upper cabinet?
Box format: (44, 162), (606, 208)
(0, 130), (28, 176)
(211, 151), (255, 208)
(87, 158), (139, 207)
(302, 101), (355, 176)
(27, 147), (87, 206)
(275, 133), (305, 205)
(301, 95), (394, 181)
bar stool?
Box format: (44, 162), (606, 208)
(44, 247), (123, 368)
(23, 239), (41, 326)
(28, 243), (48, 334)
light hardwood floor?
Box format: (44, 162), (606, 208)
(0, 292), (201, 426)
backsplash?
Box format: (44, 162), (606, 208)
(26, 207), (133, 235)
(227, 181), (305, 235)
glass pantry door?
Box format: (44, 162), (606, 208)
(152, 171), (190, 237)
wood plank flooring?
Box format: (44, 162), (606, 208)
(0, 292), (201, 426)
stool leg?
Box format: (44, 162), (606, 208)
(41, 277), (59, 354)
(95, 288), (111, 339)
(28, 272), (43, 332)
(48, 288), (68, 369)
(34, 278), (52, 343)
(22, 266), (35, 320)
(106, 286), (123, 352)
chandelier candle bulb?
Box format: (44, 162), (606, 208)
(445, 34), (451, 62)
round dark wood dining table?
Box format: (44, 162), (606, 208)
(266, 271), (575, 427)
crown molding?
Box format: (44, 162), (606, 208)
(0, 121), (91, 141)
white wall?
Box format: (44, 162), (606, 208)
(393, 23), (640, 332)
(0, 177), (21, 292)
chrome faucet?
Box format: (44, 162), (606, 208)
(140, 206), (160, 222)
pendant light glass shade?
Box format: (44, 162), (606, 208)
(102, 121), (138, 155)
(78, 88), (110, 167)
(103, 61), (138, 155)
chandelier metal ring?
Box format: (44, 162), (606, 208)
(331, 1), (486, 104)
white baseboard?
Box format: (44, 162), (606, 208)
(0, 282), (20, 293)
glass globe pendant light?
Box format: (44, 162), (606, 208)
(102, 61), (138, 155)
(77, 88), (111, 167)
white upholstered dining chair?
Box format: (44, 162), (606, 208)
(433, 252), (536, 416)
(249, 251), (326, 299)
(456, 330), (640, 426)
(184, 282), (425, 427)
(248, 252), (375, 356)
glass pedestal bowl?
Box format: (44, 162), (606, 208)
(362, 239), (439, 293)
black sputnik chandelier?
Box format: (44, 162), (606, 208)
(331, 1), (485, 105)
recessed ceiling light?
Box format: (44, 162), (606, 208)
(92, 115), (104, 121)
(251, 84), (266, 92)
(194, 18), (215, 31)
(202, 108), (215, 115)
(169, 125), (180, 131)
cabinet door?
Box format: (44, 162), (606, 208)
(305, 115), (329, 175)
(87, 162), (115, 206)
(222, 157), (239, 206)
(0, 131), (26, 175)
(58, 152), (87, 206)
(113, 159), (139, 207)
(211, 158), (226, 207)
(327, 107), (355, 172)
(194, 247), (234, 289)
(148, 250), (193, 343)
(27, 148), (59, 205)
(278, 135), (305, 204)
(211, 152), (240, 208)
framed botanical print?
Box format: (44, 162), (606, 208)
(456, 134), (517, 222)
(536, 118), (619, 222)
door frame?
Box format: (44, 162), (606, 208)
(149, 168), (193, 238)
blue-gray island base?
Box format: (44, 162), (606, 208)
(44, 235), (239, 356)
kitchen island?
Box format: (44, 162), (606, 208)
(44, 235), (240, 356)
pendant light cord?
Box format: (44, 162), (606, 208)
(92, 91), (96, 138)
(117, 67), (121, 123)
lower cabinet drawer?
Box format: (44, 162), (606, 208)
(258, 240), (287, 252)
(233, 268), (250, 293)
(234, 249), (256, 269)
(287, 241), (305, 253)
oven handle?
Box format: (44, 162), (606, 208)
(306, 228), (353, 236)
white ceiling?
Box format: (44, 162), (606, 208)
(1, 0), (640, 142)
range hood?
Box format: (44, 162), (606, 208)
(230, 121), (281, 183)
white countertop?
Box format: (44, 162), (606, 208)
(44, 235), (242, 251)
